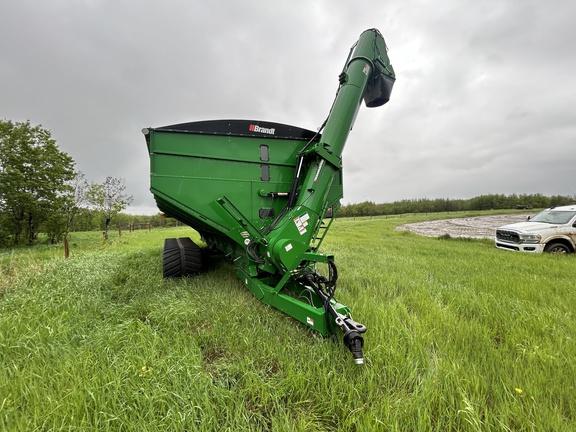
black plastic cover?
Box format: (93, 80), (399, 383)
(153, 119), (320, 141)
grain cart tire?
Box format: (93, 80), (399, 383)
(544, 242), (571, 254)
(179, 237), (203, 275)
(163, 237), (203, 278)
(163, 238), (183, 278)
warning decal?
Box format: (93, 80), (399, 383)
(363, 63), (370, 75)
(313, 159), (325, 182)
(293, 212), (310, 235)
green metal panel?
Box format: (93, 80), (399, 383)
(147, 122), (334, 239)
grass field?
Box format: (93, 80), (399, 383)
(1, 212), (574, 431)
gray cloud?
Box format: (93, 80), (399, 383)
(1, 0), (574, 214)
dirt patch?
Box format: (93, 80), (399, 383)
(397, 213), (533, 239)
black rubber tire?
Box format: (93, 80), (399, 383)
(180, 238), (203, 276)
(544, 242), (571, 254)
(162, 237), (203, 278)
(162, 238), (182, 278)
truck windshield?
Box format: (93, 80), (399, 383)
(530, 210), (576, 224)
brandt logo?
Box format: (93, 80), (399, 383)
(249, 124), (275, 135)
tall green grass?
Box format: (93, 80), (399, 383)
(1, 214), (574, 431)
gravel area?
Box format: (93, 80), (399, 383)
(397, 213), (533, 239)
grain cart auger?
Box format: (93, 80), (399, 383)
(143, 28), (395, 364)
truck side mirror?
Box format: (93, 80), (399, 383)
(526, 216), (531, 221)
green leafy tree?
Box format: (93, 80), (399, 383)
(71, 208), (102, 232)
(88, 177), (133, 240)
(0, 120), (75, 245)
(0, 211), (11, 246)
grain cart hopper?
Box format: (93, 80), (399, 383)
(143, 28), (395, 364)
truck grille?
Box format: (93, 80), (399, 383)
(496, 229), (520, 243)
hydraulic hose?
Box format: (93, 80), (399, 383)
(300, 262), (365, 365)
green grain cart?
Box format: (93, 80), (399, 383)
(143, 29), (395, 364)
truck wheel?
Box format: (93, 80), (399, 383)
(544, 242), (571, 254)
(163, 237), (203, 278)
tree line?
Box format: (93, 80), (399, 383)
(70, 210), (182, 233)
(337, 194), (576, 218)
(0, 120), (133, 247)
(3, 120), (574, 247)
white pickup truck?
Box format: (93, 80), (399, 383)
(495, 205), (576, 254)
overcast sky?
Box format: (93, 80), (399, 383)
(1, 0), (574, 214)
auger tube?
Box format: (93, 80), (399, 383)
(261, 29), (394, 362)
